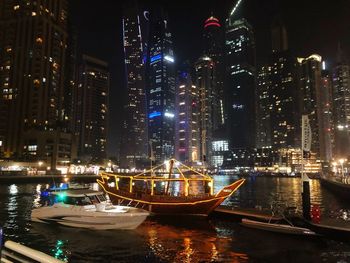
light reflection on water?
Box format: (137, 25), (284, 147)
(0, 177), (350, 262)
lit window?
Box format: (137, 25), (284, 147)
(13, 5), (20, 10)
(28, 145), (37, 151)
(32, 12), (37, 16)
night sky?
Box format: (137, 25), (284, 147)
(70, 0), (350, 157)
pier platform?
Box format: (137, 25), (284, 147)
(212, 206), (350, 241)
(0, 174), (99, 183)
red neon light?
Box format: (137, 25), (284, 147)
(204, 22), (221, 28)
(205, 17), (219, 24)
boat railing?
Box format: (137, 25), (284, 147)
(1, 239), (64, 263)
(101, 159), (215, 197)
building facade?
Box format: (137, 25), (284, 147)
(256, 65), (272, 148)
(297, 54), (322, 158)
(75, 55), (109, 161)
(195, 56), (218, 165)
(203, 16), (225, 127)
(147, 12), (176, 163)
(332, 48), (350, 158)
(225, 18), (256, 150)
(0, 0), (72, 160)
(320, 67), (334, 162)
(269, 50), (299, 149)
(119, 2), (148, 168)
(175, 71), (200, 164)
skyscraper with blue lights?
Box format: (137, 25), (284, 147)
(147, 11), (176, 163)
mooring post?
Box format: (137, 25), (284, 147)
(302, 177), (311, 221)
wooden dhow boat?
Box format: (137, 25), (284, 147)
(97, 159), (245, 216)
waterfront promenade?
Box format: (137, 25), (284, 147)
(0, 174), (99, 183)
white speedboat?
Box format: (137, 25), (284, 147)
(241, 218), (317, 236)
(31, 189), (149, 230)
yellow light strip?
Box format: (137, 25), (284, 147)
(97, 179), (245, 206)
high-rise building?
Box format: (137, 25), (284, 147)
(332, 46), (350, 158)
(147, 12), (176, 164)
(175, 71), (200, 164)
(321, 66), (334, 162)
(269, 50), (299, 149)
(298, 55), (334, 163)
(225, 18), (256, 149)
(75, 55), (109, 160)
(256, 65), (272, 148)
(119, 2), (148, 168)
(203, 16), (225, 126)
(271, 17), (288, 53)
(195, 56), (217, 164)
(0, 0), (76, 167)
(297, 54), (322, 158)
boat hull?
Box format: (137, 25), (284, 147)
(98, 178), (245, 216)
(241, 218), (316, 236)
(31, 204), (149, 230)
(320, 177), (350, 199)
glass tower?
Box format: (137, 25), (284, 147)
(147, 12), (176, 164)
(225, 18), (256, 149)
(120, 2), (148, 168)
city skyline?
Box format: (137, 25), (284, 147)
(70, 0), (350, 157)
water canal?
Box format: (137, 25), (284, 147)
(1, 176), (350, 262)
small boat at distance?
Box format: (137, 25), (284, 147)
(97, 159), (245, 216)
(320, 174), (350, 199)
(31, 189), (149, 230)
(241, 218), (317, 236)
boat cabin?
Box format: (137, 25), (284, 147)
(51, 190), (107, 206)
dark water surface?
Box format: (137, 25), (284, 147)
(1, 176), (350, 262)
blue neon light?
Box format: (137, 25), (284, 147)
(150, 54), (162, 63)
(149, 111), (161, 118)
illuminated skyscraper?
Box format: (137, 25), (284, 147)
(0, 0), (76, 166)
(120, 2), (148, 168)
(75, 55), (109, 160)
(269, 50), (299, 149)
(203, 16), (225, 126)
(195, 56), (217, 164)
(256, 20), (301, 169)
(225, 17), (256, 149)
(321, 67), (334, 162)
(147, 11), (176, 163)
(298, 55), (335, 162)
(332, 46), (350, 158)
(256, 65), (272, 148)
(298, 54), (322, 158)
(175, 70), (200, 164)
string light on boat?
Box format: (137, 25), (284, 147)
(108, 182), (115, 187)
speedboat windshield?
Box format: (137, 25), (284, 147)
(60, 196), (93, 206)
